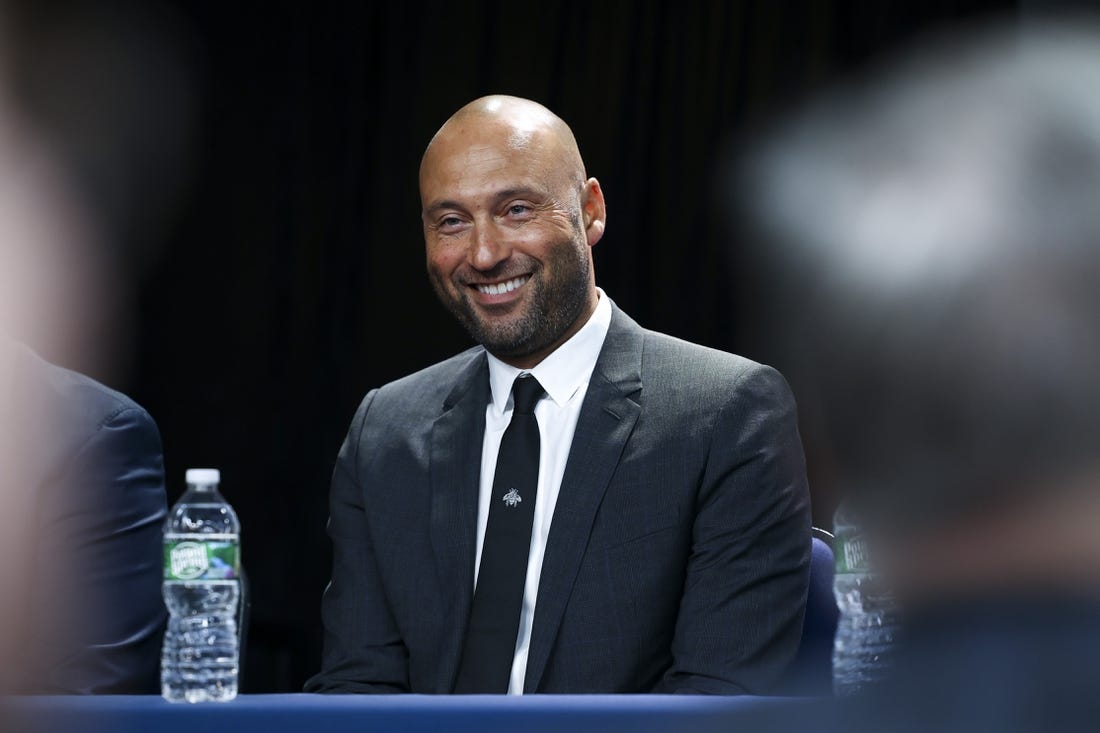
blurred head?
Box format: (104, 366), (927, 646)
(420, 95), (606, 369)
(0, 1), (194, 696)
(0, 0), (196, 378)
(0, 13), (107, 686)
(735, 19), (1100, 592)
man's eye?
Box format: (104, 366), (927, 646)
(508, 204), (530, 216)
(439, 216), (464, 229)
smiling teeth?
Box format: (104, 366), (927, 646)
(477, 276), (528, 295)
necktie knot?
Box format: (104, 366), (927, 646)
(511, 375), (544, 415)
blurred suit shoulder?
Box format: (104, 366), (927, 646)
(3, 343), (168, 694)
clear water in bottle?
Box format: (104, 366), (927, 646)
(161, 468), (241, 702)
(831, 505), (898, 696)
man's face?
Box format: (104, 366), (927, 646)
(420, 121), (601, 367)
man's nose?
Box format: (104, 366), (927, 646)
(467, 222), (510, 271)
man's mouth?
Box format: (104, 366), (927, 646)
(473, 275), (530, 296)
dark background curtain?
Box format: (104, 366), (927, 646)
(7, 0), (1034, 692)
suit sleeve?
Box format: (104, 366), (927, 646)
(654, 364), (811, 694)
(305, 390), (410, 693)
(33, 404), (168, 694)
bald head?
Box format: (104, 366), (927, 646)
(420, 95), (586, 195)
(417, 95), (607, 368)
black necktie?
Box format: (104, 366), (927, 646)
(454, 375), (544, 693)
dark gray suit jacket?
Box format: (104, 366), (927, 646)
(307, 304), (811, 694)
(0, 343), (167, 693)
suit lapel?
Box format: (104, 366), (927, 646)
(428, 350), (490, 693)
(524, 306), (644, 691)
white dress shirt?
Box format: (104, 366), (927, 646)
(476, 289), (612, 694)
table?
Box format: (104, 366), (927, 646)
(3, 693), (814, 733)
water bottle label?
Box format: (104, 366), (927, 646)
(837, 535), (871, 573)
(164, 539), (240, 580)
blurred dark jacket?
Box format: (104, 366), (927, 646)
(0, 341), (167, 693)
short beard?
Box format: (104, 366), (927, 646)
(434, 237), (592, 360)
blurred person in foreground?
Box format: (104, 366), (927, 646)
(733, 16), (1100, 731)
(0, 2), (189, 694)
(0, 90), (167, 698)
(307, 95), (811, 695)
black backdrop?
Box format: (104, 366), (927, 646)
(11, 0), (1032, 692)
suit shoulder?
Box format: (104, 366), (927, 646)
(15, 345), (159, 436)
(640, 329), (789, 393)
(353, 345), (485, 417)
(378, 345), (483, 396)
(10, 345), (165, 517)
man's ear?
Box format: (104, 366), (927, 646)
(581, 178), (606, 247)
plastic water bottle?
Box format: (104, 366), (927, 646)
(161, 468), (241, 702)
(831, 503), (898, 696)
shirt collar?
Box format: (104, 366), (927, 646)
(486, 288), (612, 414)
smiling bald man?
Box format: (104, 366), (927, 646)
(305, 96), (811, 695)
